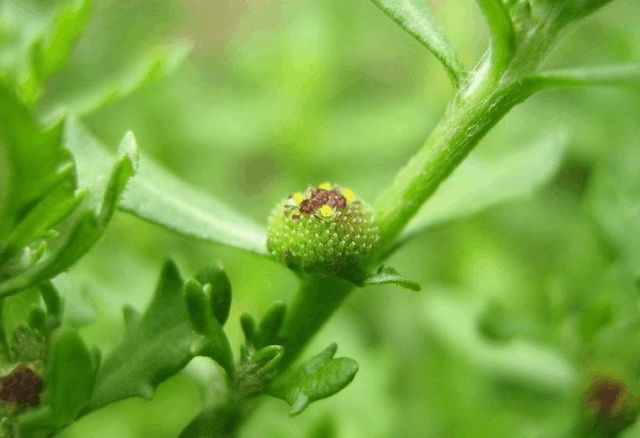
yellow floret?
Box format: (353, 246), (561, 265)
(318, 205), (334, 218)
(291, 192), (305, 205)
(340, 188), (356, 203)
(318, 181), (332, 190)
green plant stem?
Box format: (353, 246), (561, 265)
(281, 275), (354, 366)
(373, 72), (531, 251)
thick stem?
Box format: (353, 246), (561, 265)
(281, 275), (354, 366)
(373, 74), (530, 251)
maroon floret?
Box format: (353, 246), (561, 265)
(0, 365), (43, 407)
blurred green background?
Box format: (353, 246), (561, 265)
(27, 0), (640, 436)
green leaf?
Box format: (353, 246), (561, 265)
(195, 263), (232, 326)
(34, 0), (92, 81)
(46, 42), (192, 118)
(63, 119), (269, 256)
(369, 0), (465, 87)
(87, 261), (233, 411)
(183, 279), (234, 372)
(0, 83), (73, 240)
(0, 0), (91, 105)
(0, 128), (138, 297)
(267, 343), (359, 415)
(360, 265), (421, 291)
(236, 345), (285, 397)
(529, 0), (616, 26)
(46, 329), (96, 426)
(255, 301), (287, 348)
(526, 64), (640, 91)
(240, 313), (257, 345)
(0, 288), (42, 360)
(20, 329), (97, 431)
(1, 181), (84, 266)
(397, 132), (566, 247)
(119, 148), (269, 256)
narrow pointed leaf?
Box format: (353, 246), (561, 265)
(526, 64), (640, 91)
(64, 119), (269, 256)
(88, 261), (191, 410)
(369, 0), (465, 87)
(47, 42), (192, 118)
(119, 152), (269, 256)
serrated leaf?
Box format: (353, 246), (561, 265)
(397, 132), (566, 248)
(267, 343), (359, 415)
(88, 261), (233, 411)
(369, 0), (465, 87)
(46, 42), (192, 118)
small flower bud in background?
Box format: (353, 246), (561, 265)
(267, 183), (380, 274)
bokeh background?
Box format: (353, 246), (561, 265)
(33, 0), (640, 436)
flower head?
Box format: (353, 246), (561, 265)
(267, 183), (379, 274)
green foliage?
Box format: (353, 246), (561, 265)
(267, 343), (359, 415)
(369, 0), (465, 86)
(355, 265), (421, 291)
(46, 41), (192, 118)
(398, 132), (566, 246)
(118, 147), (269, 257)
(20, 330), (97, 431)
(1, 0), (639, 436)
(88, 261), (234, 411)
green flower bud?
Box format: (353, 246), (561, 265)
(267, 182), (380, 274)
